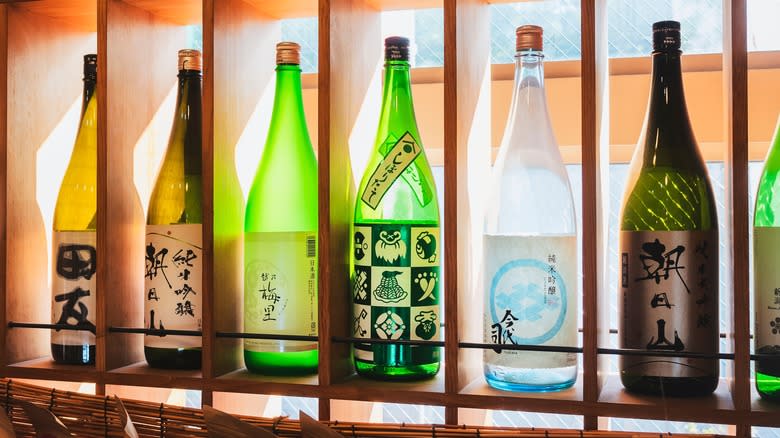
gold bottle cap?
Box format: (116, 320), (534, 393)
(276, 42), (301, 65)
(178, 49), (202, 71)
(516, 25), (543, 52)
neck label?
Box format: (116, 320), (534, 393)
(360, 132), (421, 209)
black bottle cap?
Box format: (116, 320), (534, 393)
(652, 20), (681, 52)
(385, 36), (410, 62)
(83, 54), (97, 80)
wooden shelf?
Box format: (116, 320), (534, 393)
(2, 358), (98, 383)
(0, 0), (760, 434)
(104, 362), (204, 390)
(597, 375), (736, 424)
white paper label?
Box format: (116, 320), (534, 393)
(52, 231), (97, 346)
(244, 232), (318, 352)
(144, 224), (202, 349)
(483, 234), (577, 369)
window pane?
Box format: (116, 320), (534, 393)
(491, 1), (582, 64)
(748, 0), (780, 52)
(607, 417), (728, 434)
(607, 0), (722, 58)
(281, 17), (318, 74)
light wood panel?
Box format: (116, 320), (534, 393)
(208, 0), (281, 379)
(122, 0), (201, 25)
(99, 0), (190, 371)
(12, 0), (96, 31)
(444, 1), (491, 422)
(5, 3), (96, 365)
(0, 4), (7, 369)
(581, 0), (610, 431)
(723, 0), (750, 436)
(318, 0), (381, 393)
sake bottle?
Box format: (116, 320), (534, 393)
(753, 117), (780, 400)
(244, 42), (318, 375)
(483, 25), (578, 392)
(352, 37), (441, 380)
(51, 54), (98, 365)
(144, 49), (203, 369)
(618, 21), (719, 396)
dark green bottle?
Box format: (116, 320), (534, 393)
(144, 49), (203, 370)
(618, 21), (719, 396)
(351, 37), (441, 380)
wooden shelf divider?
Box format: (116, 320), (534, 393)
(0, 0), (776, 432)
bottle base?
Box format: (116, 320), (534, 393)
(51, 343), (94, 365)
(620, 373), (718, 396)
(144, 346), (201, 370)
(756, 370), (780, 401)
(355, 358), (439, 381)
(484, 364), (577, 392)
(244, 349), (318, 376)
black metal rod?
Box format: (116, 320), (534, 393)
(215, 332), (318, 342)
(597, 347), (734, 360)
(590, 328), (732, 339)
(458, 342), (583, 353)
(108, 327), (202, 336)
(332, 336), (445, 347)
(8, 322), (94, 333)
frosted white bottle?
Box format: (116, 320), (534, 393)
(483, 25), (578, 392)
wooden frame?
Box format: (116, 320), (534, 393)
(0, 0), (768, 435)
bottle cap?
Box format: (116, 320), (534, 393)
(276, 42), (301, 65)
(516, 25), (543, 52)
(83, 54), (97, 79)
(178, 49), (202, 71)
(652, 20), (681, 52)
(385, 36), (410, 62)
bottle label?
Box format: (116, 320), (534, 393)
(144, 224), (203, 349)
(244, 232), (318, 352)
(620, 230), (718, 377)
(360, 132), (421, 209)
(352, 223), (440, 362)
(51, 231), (97, 347)
(754, 227), (780, 370)
(483, 234), (577, 368)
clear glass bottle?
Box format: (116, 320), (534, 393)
(618, 21), (719, 396)
(351, 36), (441, 380)
(243, 42), (318, 375)
(144, 49), (203, 370)
(51, 54), (98, 365)
(483, 25), (578, 392)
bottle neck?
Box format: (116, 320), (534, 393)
(268, 64), (307, 141)
(174, 70), (202, 175)
(640, 50), (699, 169)
(515, 50), (545, 91)
(81, 77), (96, 117)
(377, 60), (417, 147)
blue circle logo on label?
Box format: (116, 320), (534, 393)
(489, 258), (567, 345)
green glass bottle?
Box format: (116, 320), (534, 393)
(52, 54), (98, 365)
(618, 21), (719, 396)
(753, 117), (780, 400)
(144, 50), (203, 369)
(351, 37), (441, 380)
(244, 42), (318, 375)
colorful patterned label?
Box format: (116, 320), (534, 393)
(352, 223), (440, 361)
(483, 234), (577, 369)
(144, 224), (203, 349)
(51, 231), (97, 347)
(244, 232), (318, 352)
(620, 230), (718, 377)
